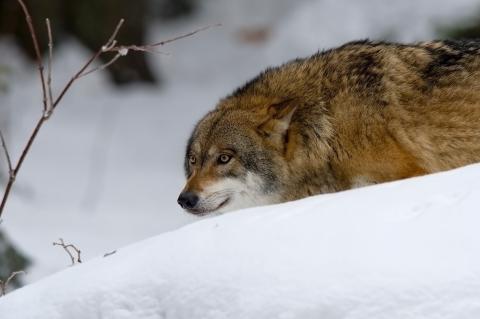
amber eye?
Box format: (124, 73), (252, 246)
(189, 155), (196, 165)
(218, 154), (232, 164)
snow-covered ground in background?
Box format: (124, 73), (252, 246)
(1, 164), (480, 319)
(1, 0), (479, 283)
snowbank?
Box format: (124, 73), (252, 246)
(1, 163), (480, 319)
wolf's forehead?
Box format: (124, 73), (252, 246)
(191, 110), (254, 153)
(192, 123), (238, 151)
(198, 111), (246, 137)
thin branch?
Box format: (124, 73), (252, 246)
(102, 18), (124, 51)
(0, 2), (216, 219)
(16, 0), (48, 113)
(0, 116), (44, 215)
(80, 24), (220, 76)
(52, 21), (218, 108)
(53, 238), (82, 265)
(79, 53), (122, 78)
(146, 24), (221, 48)
(0, 270), (26, 296)
(109, 24), (221, 54)
(0, 17), (126, 217)
(103, 250), (117, 257)
(45, 18), (54, 117)
(0, 128), (13, 176)
(0, 16), (123, 217)
(51, 18), (125, 110)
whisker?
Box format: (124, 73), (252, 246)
(204, 190), (233, 201)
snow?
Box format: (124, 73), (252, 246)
(1, 163), (480, 318)
(1, 0), (480, 310)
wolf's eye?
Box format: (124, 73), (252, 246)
(218, 154), (232, 164)
(189, 155), (196, 165)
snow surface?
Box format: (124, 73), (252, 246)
(1, 0), (480, 286)
(1, 163), (480, 319)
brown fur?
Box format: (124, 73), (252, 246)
(182, 39), (480, 210)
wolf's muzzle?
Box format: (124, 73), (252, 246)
(177, 191), (199, 210)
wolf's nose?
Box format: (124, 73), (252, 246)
(177, 192), (199, 209)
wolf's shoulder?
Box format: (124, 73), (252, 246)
(228, 39), (480, 100)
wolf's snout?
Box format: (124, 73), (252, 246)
(177, 191), (199, 210)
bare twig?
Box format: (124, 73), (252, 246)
(53, 238), (82, 265)
(0, 1), (215, 218)
(81, 24), (220, 76)
(45, 18), (54, 117)
(51, 18), (126, 111)
(0, 117), (42, 215)
(103, 250), (117, 257)
(0, 8), (125, 217)
(79, 52), (123, 78)
(102, 18), (124, 51)
(0, 129), (13, 177)
(16, 0), (47, 113)
(0, 271), (26, 296)
(146, 24), (221, 48)
(109, 24), (221, 54)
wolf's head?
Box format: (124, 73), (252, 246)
(177, 96), (298, 215)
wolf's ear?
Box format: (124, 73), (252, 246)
(258, 99), (297, 140)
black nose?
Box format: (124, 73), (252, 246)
(177, 192), (199, 209)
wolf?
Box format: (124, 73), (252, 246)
(178, 39), (480, 215)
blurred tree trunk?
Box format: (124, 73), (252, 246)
(150, 0), (196, 20)
(444, 21), (480, 39)
(440, 8), (480, 39)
